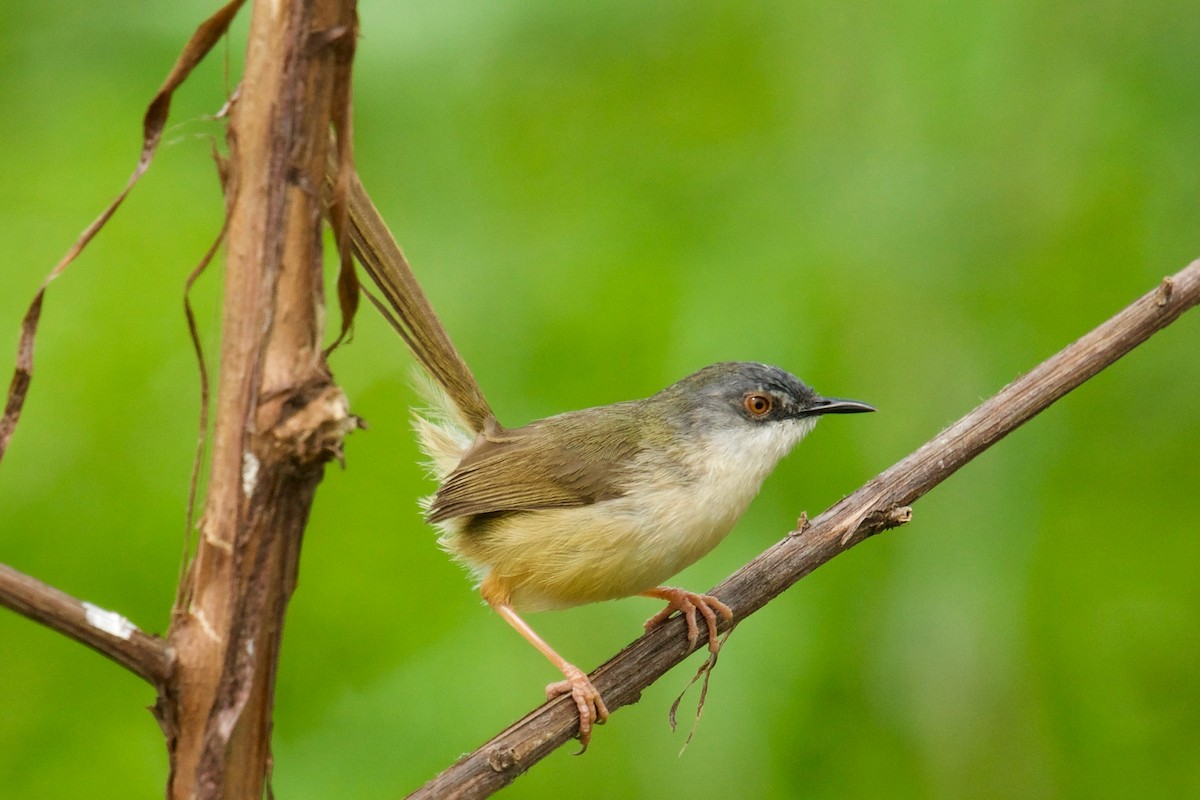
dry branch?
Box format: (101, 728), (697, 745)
(0, 563), (172, 685)
(157, 1), (358, 797)
(406, 259), (1200, 799)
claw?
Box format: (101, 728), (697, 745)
(546, 663), (609, 753)
(642, 587), (734, 654)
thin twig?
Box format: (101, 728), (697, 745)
(407, 260), (1200, 800)
(0, 563), (173, 685)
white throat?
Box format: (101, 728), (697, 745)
(623, 416), (819, 584)
(685, 416), (818, 512)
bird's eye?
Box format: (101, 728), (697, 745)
(743, 393), (773, 416)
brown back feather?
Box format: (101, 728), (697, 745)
(426, 403), (645, 523)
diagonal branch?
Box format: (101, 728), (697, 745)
(406, 259), (1200, 799)
(0, 563), (173, 685)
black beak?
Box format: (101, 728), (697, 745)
(804, 397), (876, 416)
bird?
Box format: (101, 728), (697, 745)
(413, 360), (874, 749)
(338, 169), (873, 749)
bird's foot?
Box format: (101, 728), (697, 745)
(545, 663), (609, 753)
(642, 587), (734, 654)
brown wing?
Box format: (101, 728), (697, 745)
(426, 404), (643, 523)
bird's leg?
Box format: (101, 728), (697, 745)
(641, 587), (734, 654)
(485, 592), (609, 752)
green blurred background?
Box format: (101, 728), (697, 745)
(2, 1), (1198, 797)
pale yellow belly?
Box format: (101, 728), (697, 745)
(441, 489), (748, 611)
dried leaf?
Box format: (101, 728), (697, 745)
(173, 220), (229, 614)
(0, 0), (246, 465)
(320, 16), (361, 353)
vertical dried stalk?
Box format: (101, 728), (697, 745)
(160, 1), (358, 797)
